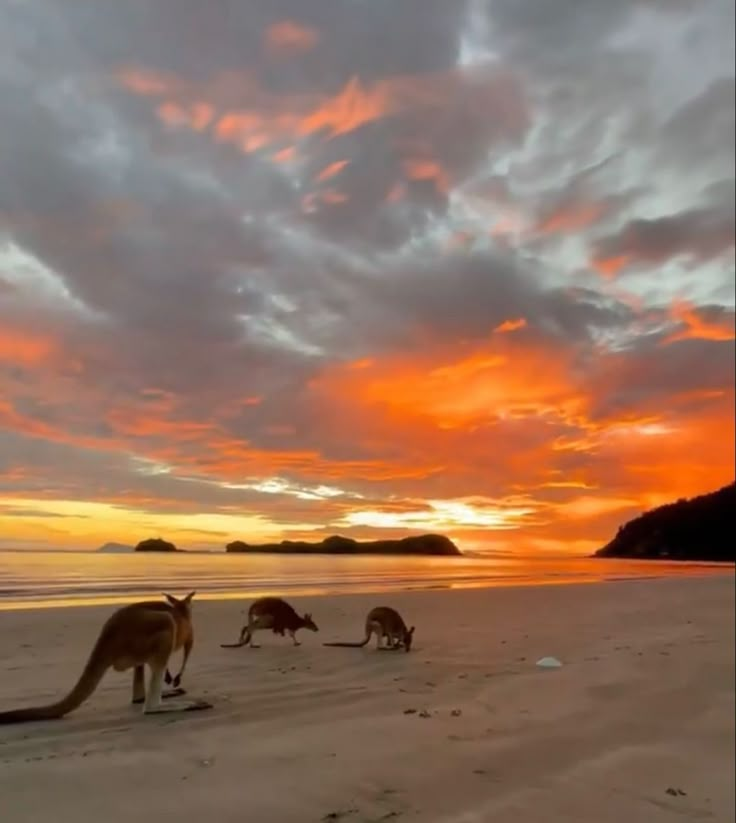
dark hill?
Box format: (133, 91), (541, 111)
(135, 537), (179, 553)
(595, 482), (735, 561)
(225, 533), (462, 556)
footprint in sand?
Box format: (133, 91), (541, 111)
(322, 809), (358, 821)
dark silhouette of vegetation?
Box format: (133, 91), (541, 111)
(135, 537), (179, 553)
(595, 482), (735, 561)
(225, 533), (462, 556)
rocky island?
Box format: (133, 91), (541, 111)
(134, 537), (180, 553)
(225, 533), (462, 556)
(595, 482), (735, 562)
(96, 542), (133, 554)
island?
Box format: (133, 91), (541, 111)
(594, 482), (735, 562)
(225, 533), (462, 556)
(96, 542), (133, 554)
(134, 537), (180, 553)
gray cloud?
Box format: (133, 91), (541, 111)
(593, 202), (735, 271)
(0, 0), (733, 542)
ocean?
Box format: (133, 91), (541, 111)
(0, 550), (731, 610)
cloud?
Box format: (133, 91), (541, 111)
(591, 203), (735, 276)
(0, 0), (733, 553)
(264, 21), (320, 56)
(663, 301), (735, 344)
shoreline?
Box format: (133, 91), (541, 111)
(0, 576), (732, 822)
(0, 562), (733, 613)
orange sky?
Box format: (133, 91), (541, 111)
(0, 4), (734, 553)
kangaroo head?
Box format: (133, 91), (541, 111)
(302, 612), (319, 632)
(403, 625), (415, 652)
(164, 590), (196, 616)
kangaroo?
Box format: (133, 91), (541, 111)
(323, 606), (415, 652)
(220, 596), (318, 648)
(0, 592), (212, 724)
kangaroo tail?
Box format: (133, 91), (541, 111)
(323, 639), (370, 648)
(221, 623), (252, 649)
(0, 640), (109, 725)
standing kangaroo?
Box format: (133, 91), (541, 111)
(220, 596), (319, 648)
(0, 592), (212, 724)
(323, 606), (415, 652)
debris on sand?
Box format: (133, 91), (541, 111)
(535, 656), (563, 669)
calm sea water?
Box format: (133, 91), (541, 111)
(0, 550), (731, 610)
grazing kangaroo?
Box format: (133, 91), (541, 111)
(0, 592), (212, 724)
(323, 606), (415, 652)
(220, 597), (318, 648)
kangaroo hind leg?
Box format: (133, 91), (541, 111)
(131, 665), (146, 704)
(133, 663), (184, 705)
(142, 630), (211, 714)
(248, 614), (273, 648)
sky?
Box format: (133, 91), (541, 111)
(0, 0), (734, 554)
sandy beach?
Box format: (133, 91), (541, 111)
(0, 576), (733, 822)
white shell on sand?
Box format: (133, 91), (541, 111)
(536, 656), (563, 668)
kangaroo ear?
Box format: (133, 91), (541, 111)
(184, 590), (196, 603)
(304, 612), (311, 620)
(163, 593), (178, 607)
(409, 626), (415, 635)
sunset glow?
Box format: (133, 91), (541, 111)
(0, 1), (733, 554)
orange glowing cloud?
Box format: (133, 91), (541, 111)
(554, 494), (639, 520)
(115, 67), (177, 96)
(156, 101), (214, 132)
(211, 109), (282, 153)
(386, 182), (407, 203)
(311, 338), (586, 431)
(338, 495), (539, 532)
(598, 395), (734, 505)
(298, 76), (395, 138)
(168, 434), (444, 483)
(265, 20), (320, 55)
(591, 254), (630, 278)
(494, 318), (527, 334)
(117, 64), (522, 157)
(105, 404), (215, 440)
(0, 399), (59, 441)
(402, 158), (450, 193)
(538, 203), (605, 234)
(302, 189), (348, 212)
(663, 300), (736, 344)
(321, 189), (349, 205)
(490, 211), (526, 238)
(211, 111), (280, 153)
(314, 160), (350, 183)
(0, 327), (55, 365)
(271, 146), (297, 163)
(307, 336), (734, 510)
